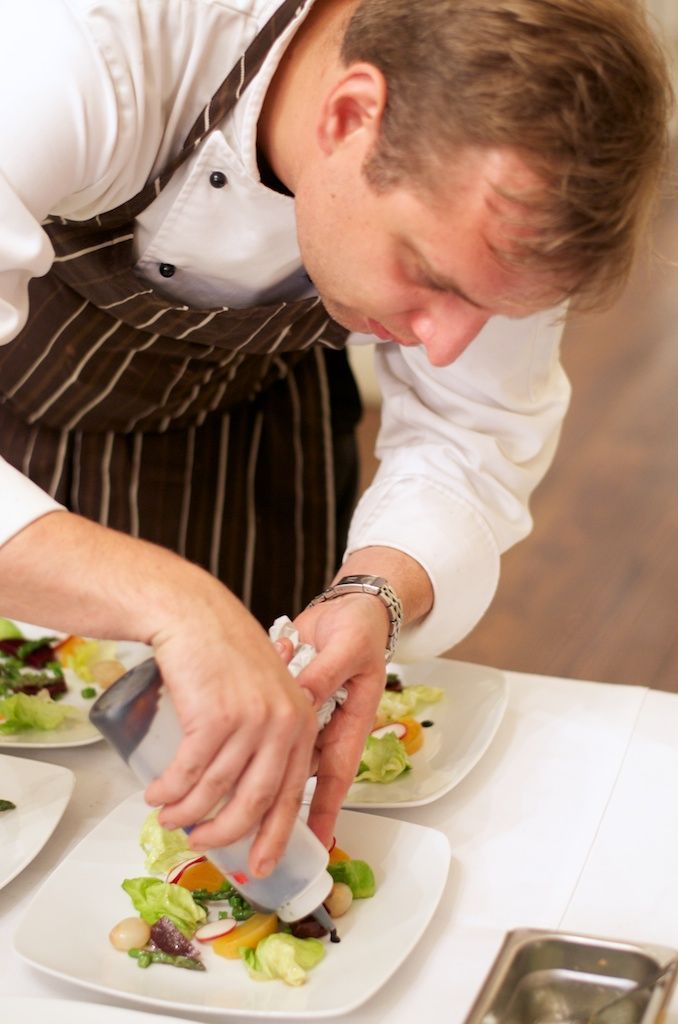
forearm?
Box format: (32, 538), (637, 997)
(0, 509), (244, 646)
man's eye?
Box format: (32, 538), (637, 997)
(414, 271), (445, 293)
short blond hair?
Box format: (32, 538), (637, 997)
(341, 0), (673, 308)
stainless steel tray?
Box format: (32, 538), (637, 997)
(463, 928), (678, 1024)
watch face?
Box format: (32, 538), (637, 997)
(309, 576), (402, 661)
(339, 575), (384, 588)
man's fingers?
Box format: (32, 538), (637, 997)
(306, 772), (346, 849)
(273, 637), (295, 664)
(155, 728), (256, 830)
(305, 667), (385, 846)
(188, 732), (314, 873)
(247, 741), (315, 876)
(145, 728), (234, 810)
(306, 712), (368, 847)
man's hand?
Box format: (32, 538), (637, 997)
(148, 594), (318, 878)
(292, 546), (434, 847)
(0, 510), (319, 878)
(292, 593), (390, 847)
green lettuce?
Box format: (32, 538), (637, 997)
(0, 692), (84, 733)
(327, 859), (376, 898)
(122, 876), (206, 937)
(60, 637), (118, 682)
(139, 809), (191, 875)
(0, 618), (23, 640)
(355, 731), (410, 783)
(241, 933), (325, 986)
(377, 684), (443, 722)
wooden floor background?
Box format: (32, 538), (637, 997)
(356, 147), (678, 692)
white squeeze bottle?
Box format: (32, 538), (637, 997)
(89, 659), (336, 931)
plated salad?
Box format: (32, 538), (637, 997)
(109, 811), (376, 987)
(355, 672), (444, 784)
(0, 617), (126, 735)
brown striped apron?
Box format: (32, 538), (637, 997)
(0, 0), (361, 627)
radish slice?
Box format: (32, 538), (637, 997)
(371, 722), (407, 740)
(165, 856), (206, 884)
(195, 918), (238, 942)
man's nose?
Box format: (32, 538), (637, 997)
(409, 302), (490, 367)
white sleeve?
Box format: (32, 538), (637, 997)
(0, 0), (183, 544)
(346, 308), (571, 660)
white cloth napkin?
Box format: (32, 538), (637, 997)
(269, 615), (348, 728)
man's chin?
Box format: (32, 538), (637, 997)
(318, 296), (367, 334)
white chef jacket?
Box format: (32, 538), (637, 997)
(0, 0), (570, 659)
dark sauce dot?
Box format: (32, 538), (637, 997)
(385, 672), (403, 692)
(329, 928), (340, 943)
(421, 719), (434, 728)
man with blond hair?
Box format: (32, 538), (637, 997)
(0, 0), (670, 874)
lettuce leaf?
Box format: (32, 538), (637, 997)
(377, 684), (443, 722)
(0, 692), (84, 733)
(327, 859), (376, 898)
(0, 618), (23, 640)
(355, 731), (410, 783)
(59, 637), (118, 682)
(122, 876), (206, 937)
(139, 809), (191, 875)
(241, 933), (325, 986)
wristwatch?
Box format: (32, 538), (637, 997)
(307, 574), (403, 662)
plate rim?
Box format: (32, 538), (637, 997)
(0, 753), (75, 890)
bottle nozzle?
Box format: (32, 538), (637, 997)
(312, 903), (340, 942)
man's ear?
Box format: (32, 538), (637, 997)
(316, 62), (387, 155)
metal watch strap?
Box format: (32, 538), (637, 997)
(307, 574), (403, 662)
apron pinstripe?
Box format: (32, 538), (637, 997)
(0, 0), (361, 627)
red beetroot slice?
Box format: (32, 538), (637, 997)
(0, 640), (24, 657)
(0, 636), (65, 697)
(150, 917), (200, 958)
(23, 644), (60, 669)
(18, 679), (67, 699)
(0, 638), (58, 667)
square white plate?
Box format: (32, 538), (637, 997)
(336, 658), (508, 809)
(0, 997), (207, 1024)
(0, 620), (151, 749)
(0, 753), (74, 890)
(14, 791), (451, 1019)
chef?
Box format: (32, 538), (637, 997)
(0, 0), (670, 875)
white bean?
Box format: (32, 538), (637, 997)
(109, 916), (152, 951)
(91, 659), (126, 689)
(324, 881), (353, 918)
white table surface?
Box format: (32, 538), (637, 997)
(2, 662), (678, 1023)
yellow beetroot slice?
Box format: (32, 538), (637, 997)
(174, 859), (226, 892)
(211, 913), (279, 959)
